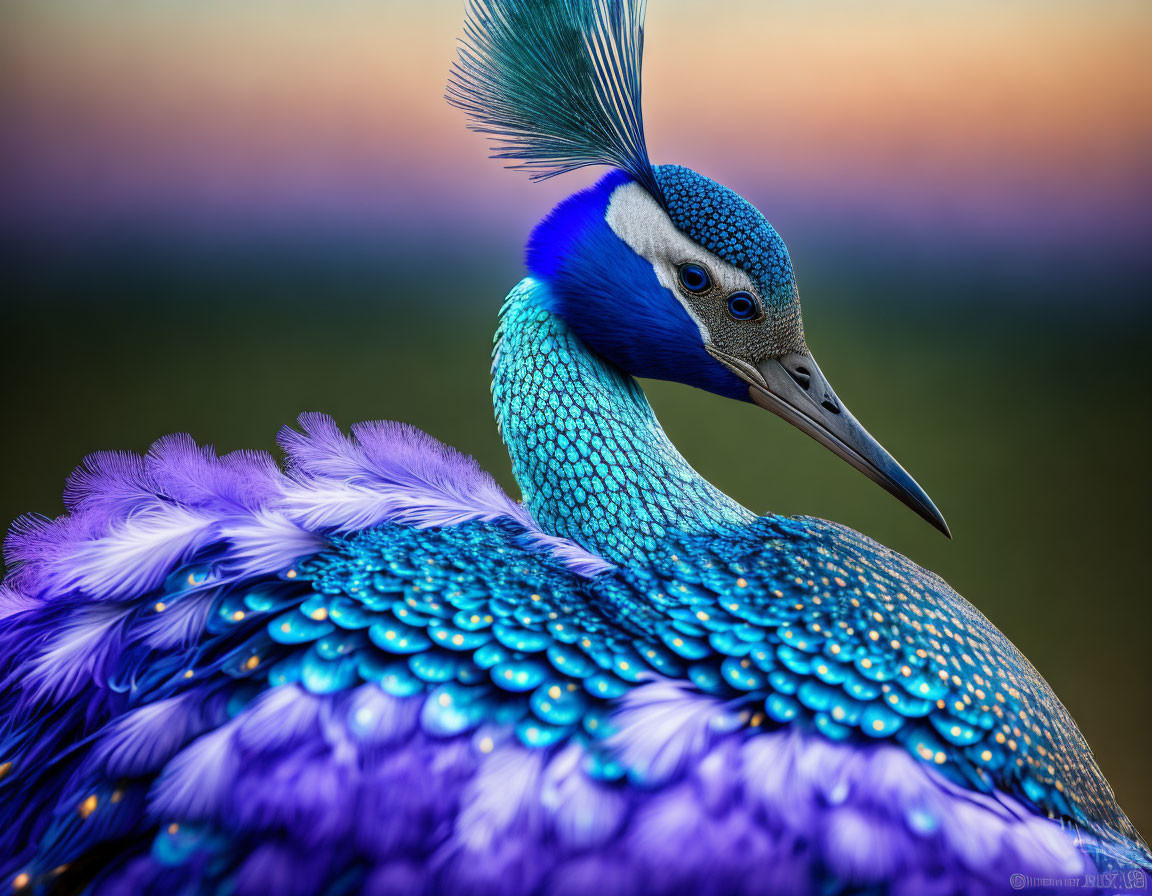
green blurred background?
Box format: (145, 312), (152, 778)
(2, 0), (1150, 834)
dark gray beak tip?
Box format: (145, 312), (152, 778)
(912, 486), (952, 540)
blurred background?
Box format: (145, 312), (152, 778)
(1, 0), (1149, 832)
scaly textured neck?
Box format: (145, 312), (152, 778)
(492, 278), (753, 564)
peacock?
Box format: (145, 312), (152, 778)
(1, 1), (1148, 894)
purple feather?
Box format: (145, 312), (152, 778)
(23, 604), (128, 701)
(149, 719), (243, 820)
(220, 509), (326, 578)
(279, 415), (532, 531)
(9, 673), (1134, 894)
(344, 682), (422, 747)
(234, 684), (325, 753)
(62, 450), (156, 521)
(2, 415), (608, 613)
(145, 435), (279, 512)
(539, 744), (627, 850)
(95, 692), (215, 777)
(608, 678), (732, 784)
(232, 841), (331, 896)
(53, 507), (219, 600)
(0, 583), (41, 620)
(135, 588), (216, 649)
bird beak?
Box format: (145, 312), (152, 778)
(708, 347), (951, 537)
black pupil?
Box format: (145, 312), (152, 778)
(681, 266), (707, 291)
(730, 296), (753, 317)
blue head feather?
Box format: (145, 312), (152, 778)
(526, 171), (748, 400)
(655, 164), (801, 322)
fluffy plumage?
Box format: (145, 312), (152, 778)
(3, 414), (609, 607)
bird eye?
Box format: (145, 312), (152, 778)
(726, 291), (759, 321)
(678, 263), (711, 293)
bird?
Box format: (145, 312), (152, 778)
(0, 1), (1147, 894)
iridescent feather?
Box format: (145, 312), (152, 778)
(447, 0), (664, 202)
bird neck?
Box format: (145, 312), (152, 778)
(492, 278), (753, 565)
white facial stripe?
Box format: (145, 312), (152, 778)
(604, 181), (757, 341)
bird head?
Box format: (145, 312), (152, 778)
(449, 0), (949, 537)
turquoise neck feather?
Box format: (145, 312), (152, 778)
(492, 278), (753, 564)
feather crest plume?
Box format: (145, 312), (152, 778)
(447, 0), (664, 203)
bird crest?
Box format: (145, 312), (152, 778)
(446, 0), (665, 205)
